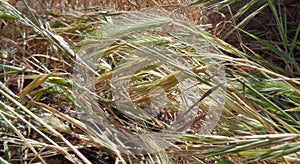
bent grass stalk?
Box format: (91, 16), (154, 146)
(0, 87), (91, 164)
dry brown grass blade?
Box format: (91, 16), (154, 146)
(0, 110), (47, 164)
(0, 88), (91, 164)
(18, 73), (52, 98)
(32, 101), (88, 133)
(0, 99), (80, 164)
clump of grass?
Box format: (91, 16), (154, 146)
(1, 0), (300, 163)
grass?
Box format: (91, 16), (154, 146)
(0, 0), (300, 163)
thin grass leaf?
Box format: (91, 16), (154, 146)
(241, 29), (297, 66)
(226, 3), (267, 39)
(188, 0), (213, 6)
(33, 101), (87, 132)
(0, 87), (90, 164)
(0, 0), (79, 60)
(232, 0), (259, 20)
(286, 106), (300, 112)
(0, 11), (16, 20)
(0, 156), (9, 164)
(0, 110), (47, 164)
(200, 134), (300, 157)
(254, 142), (300, 161)
(0, 64), (40, 74)
(198, 30), (250, 58)
(267, 0), (288, 53)
(209, 0), (235, 10)
(18, 73), (51, 97)
(20, 0), (41, 27)
(289, 21), (300, 56)
(0, 100), (78, 163)
(237, 79), (300, 128)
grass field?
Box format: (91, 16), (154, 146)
(0, 0), (300, 163)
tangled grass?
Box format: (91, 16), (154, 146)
(0, 0), (299, 163)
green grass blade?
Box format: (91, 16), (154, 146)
(289, 22), (300, 56)
(241, 29), (297, 66)
(237, 79), (300, 128)
(267, 0), (288, 53)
